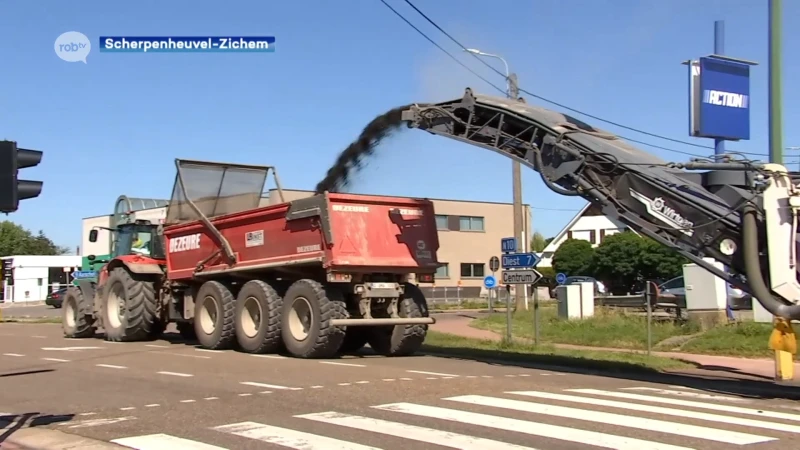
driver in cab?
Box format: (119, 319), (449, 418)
(131, 234), (151, 256)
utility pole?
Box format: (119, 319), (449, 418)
(769, 0), (783, 164)
(713, 20), (725, 160)
(465, 48), (527, 311)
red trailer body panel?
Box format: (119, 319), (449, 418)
(162, 193), (440, 282)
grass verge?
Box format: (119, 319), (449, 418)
(679, 322), (779, 358)
(422, 330), (694, 373)
(470, 305), (699, 350)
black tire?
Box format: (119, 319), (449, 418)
(62, 287), (96, 338)
(102, 267), (158, 342)
(193, 281), (236, 350)
(234, 280), (283, 354)
(367, 283), (429, 356)
(280, 279), (347, 359)
(177, 321), (196, 340)
(339, 327), (369, 354)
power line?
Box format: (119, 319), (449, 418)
(396, 0), (772, 158)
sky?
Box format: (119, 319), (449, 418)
(1, 0), (798, 251)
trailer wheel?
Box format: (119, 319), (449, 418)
(339, 328), (369, 354)
(102, 267), (158, 342)
(367, 283), (429, 357)
(194, 281), (236, 350)
(62, 287), (95, 338)
(281, 279), (346, 359)
(234, 280), (283, 354)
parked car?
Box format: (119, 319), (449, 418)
(563, 276), (606, 296)
(657, 276), (752, 310)
(45, 287), (68, 308)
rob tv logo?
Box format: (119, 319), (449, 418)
(54, 31), (91, 63)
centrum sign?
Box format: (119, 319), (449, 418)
(690, 56), (752, 141)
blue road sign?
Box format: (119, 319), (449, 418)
(483, 275), (497, 289)
(692, 57), (752, 141)
(556, 272), (567, 285)
(501, 253), (540, 269)
(72, 271), (97, 279)
(501, 237), (517, 253)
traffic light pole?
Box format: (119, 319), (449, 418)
(0, 140), (44, 213)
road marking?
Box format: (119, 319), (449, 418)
(426, 377), (437, 380)
(239, 381), (302, 390)
(41, 346), (102, 351)
(339, 382), (352, 386)
(399, 377), (412, 381)
(145, 404), (160, 408)
(195, 348), (220, 353)
(568, 388), (800, 422)
(165, 352), (211, 359)
(466, 375), (478, 378)
(204, 397), (218, 401)
(311, 385), (324, 389)
(180, 399), (196, 403)
(3, 353), (24, 357)
(67, 416), (136, 429)
(120, 407), (136, 411)
(446, 395), (774, 445)
(145, 344), (168, 348)
(382, 378), (395, 382)
(373, 402), (694, 450)
(96, 364), (126, 369)
(320, 361), (366, 367)
(505, 374), (517, 378)
(259, 391), (272, 394)
(31, 335), (46, 339)
(407, 370), (459, 377)
(251, 354), (285, 359)
(41, 357), (69, 362)
(300, 411), (538, 449)
(213, 421), (379, 449)
(238, 393), (252, 397)
(78, 412), (97, 416)
(481, 375), (493, 378)
(157, 371), (193, 377)
(540, 373), (551, 376)
(619, 387), (752, 403)
(113, 433), (228, 450)
(518, 374), (530, 377)
(511, 390), (800, 434)
(355, 381), (370, 384)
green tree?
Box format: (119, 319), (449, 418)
(530, 231), (547, 252)
(591, 231), (644, 293)
(639, 238), (687, 281)
(552, 238), (594, 276)
(544, 236), (555, 247)
(0, 221), (70, 257)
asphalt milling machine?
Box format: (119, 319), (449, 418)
(63, 160), (440, 359)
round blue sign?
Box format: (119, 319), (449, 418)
(556, 273), (567, 285)
(483, 275), (497, 289)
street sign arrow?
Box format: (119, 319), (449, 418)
(71, 271), (97, 280)
(501, 253), (540, 269)
(502, 269), (543, 285)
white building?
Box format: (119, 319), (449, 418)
(537, 203), (630, 268)
(1, 255), (82, 303)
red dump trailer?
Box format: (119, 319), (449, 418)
(62, 159), (440, 359)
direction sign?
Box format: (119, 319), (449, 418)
(556, 272), (567, 284)
(501, 237), (517, 253)
(71, 271), (97, 280)
(502, 269), (543, 285)
(501, 253), (540, 269)
(489, 256), (500, 272)
(483, 275), (497, 289)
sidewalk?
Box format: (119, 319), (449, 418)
(430, 313), (800, 381)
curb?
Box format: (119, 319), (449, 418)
(5, 428), (126, 449)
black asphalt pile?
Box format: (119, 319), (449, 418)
(314, 104), (415, 194)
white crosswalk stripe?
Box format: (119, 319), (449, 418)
(108, 385), (800, 450)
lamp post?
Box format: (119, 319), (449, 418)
(465, 48), (527, 310)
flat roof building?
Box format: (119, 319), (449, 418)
(81, 189), (532, 301)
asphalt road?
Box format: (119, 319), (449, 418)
(1, 323), (800, 449)
(0, 303), (61, 318)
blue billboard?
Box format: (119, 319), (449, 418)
(692, 57), (751, 141)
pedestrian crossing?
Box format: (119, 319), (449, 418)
(108, 386), (800, 449)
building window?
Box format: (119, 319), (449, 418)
(435, 214), (449, 230)
(435, 263), (449, 278)
(460, 263), (485, 278)
(459, 216), (484, 231)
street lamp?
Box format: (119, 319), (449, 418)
(464, 47), (527, 310)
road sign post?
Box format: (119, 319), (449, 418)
(505, 285), (512, 342)
(483, 275), (497, 313)
(532, 283), (540, 346)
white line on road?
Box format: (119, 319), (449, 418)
(406, 370), (459, 377)
(42, 346), (102, 351)
(214, 421), (379, 450)
(382, 378), (395, 382)
(374, 402), (695, 450)
(239, 381), (302, 390)
(195, 348), (220, 353)
(338, 383), (352, 386)
(145, 344), (168, 348)
(446, 395), (774, 445)
(251, 354), (286, 359)
(41, 358), (69, 362)
(120, 407), (136, 411)
(619, 387), (752, 403)
(78, 412), (96, 416)
(399, 377), (412, 381)
(68, 416), (136, 429)
(238, 393), (252, 397)
(96, 364), (127, 369)
(30, 335), (46, 339)
(299, 411), (539, 450)
(165, 352), (211, 359)
(180, 399), (196, 403)
(145, 404), (160, 408)
(356, 381), (370, 384)
(157, 371), (193, 377)
(113, 433), (227, 450)
(3, 353), (24, 357)
(510, 390), (800, 434)
(204, 397), (218, 401)
(320, 361), (366, 367)
(568, 388), (800, 422)
(259, 391), (272, 394)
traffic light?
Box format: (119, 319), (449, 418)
(0, 140), (43, 213)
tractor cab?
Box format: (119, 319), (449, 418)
(88, 220), (165, 261)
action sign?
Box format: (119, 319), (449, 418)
(502, 269), (542, 285)
(483, 275), (497, 289)
(501, 237), (517, 253)
(501, 252), (540, 269)
(692, 57), (751, 141)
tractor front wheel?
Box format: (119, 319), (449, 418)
(101, 267), (159, 342)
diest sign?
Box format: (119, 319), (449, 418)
(169, 233), (202, 253)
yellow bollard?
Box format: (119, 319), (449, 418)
(769, 317), (797, 381)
